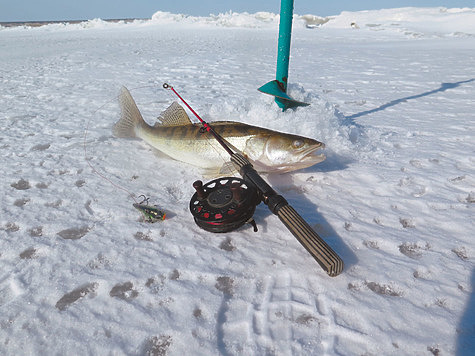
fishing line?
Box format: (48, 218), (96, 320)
(163, 83), (232, 154)
(84, 94), (138, 203)
(83, 85), (162, 206)
(161, 84), (232, 170)
(162, 83), (344, 276)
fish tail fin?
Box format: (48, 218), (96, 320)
(113, 86), (146, 138)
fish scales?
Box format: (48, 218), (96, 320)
(113, 87), (326, 174)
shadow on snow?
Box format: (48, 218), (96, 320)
(345, 79), (475, 120)
(457, 268), (475, 355)
(263, 173), (358, 272)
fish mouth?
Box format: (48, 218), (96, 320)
(298, 144), (325, 162)
(265, 144), (326, 173)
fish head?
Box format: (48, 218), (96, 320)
(258, 133), (326, 173)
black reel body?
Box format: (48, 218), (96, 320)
(190, 177), (260, 233)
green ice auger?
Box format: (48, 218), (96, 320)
(258, 0), (309, 111)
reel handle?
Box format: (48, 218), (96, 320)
(231, 153), (344, 277)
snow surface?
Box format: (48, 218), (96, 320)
(1, 7), (474, 356)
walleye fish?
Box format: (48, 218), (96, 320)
(113, 86), (325, 174)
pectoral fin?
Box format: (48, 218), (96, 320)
(202, 161), (238, 178)
(219, 161), (238, 175)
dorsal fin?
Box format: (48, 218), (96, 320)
(157, 101), (192, 126)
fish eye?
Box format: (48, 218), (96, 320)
(292, 140), (304, 149)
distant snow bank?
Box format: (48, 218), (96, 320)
(324, 7), (475, 36)
(1, 7), (474, 36)
(150, 11), (280, 28)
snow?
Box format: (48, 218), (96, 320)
(1, 7), (474, 356)
(324, 7), (475, 36)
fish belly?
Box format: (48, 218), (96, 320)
(137, 126), (243, 169)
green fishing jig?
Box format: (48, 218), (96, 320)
(133, 196), (166, 223)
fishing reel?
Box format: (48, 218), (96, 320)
(189, 177), (261, 233)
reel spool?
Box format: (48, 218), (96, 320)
(190, 177), (260, 233)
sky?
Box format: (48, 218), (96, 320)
(0, 0), (473, 22)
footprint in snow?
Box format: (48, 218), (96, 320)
(399, 242), (430, 259)
(348, 281), (363, 291)
(363, 240), (379, 250)
(87, 253), (111, 270)
(141, 335), (172, 356)
(427, 346), (441, 356)
(30, 143), (50, 151)
(465, 192), (475, 203)
(45, 199), (62, 208)
(398, 176), (428, 198)
(57, 226), (90, 240)
(134, 231), (153, 241)
(4, 222), (20, 232)
(169, 269), (180, 280)
(75, 179), (85, 187)
(109, 281), (139, 301)
(449, 175), (466, 183)
(145, 275), (166, 293)
(452, 247), (468, 261)
(14, 198), (30, 207)
(19, 247), (38, 259)
(399, 218), (415, 228)
(193, 307), (203, 319)
(413, 269), (432, 280)
(365, 281), (404, 297)
(55, 282), (98, 311)
(215, 276), (234, 296)
(11, 178), (31, 190)
(409, 159), (424, 168)
(219, 274), (336, 355)
(219, 237), (236, 251)
(29, 226), (43, 237)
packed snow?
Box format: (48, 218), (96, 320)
(1, 7), (474, 356)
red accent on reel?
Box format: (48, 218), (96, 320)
(190, 177), (260, 233)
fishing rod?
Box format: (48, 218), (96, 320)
(163, 83), (344, 277)
(162, 83), (233, 156)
